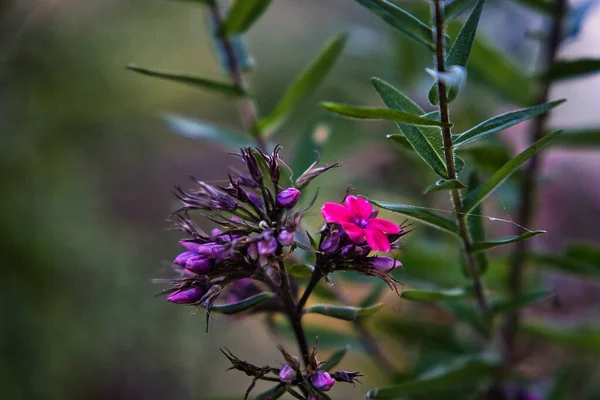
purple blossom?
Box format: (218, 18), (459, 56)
(278, 364), (296, 384)
(320, 229), (341, 254)
(167, 287), (205, 304)
(278, 230), (295, 246)
(258, 234), (278, 255)
(185, 256), (214, 274)
(173, 251), (198, 266)
(341, 244), (370, 259)
(311, 371), (335, 392)
(368, 256), (402, 272)
(276, 188), (301, 208)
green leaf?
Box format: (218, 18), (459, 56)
(371, 200), (459, 237)
(359, 281), (388, 308)
(353, 0), (435, 50)
(471, 230), (546, 252)
(445, 0), (478, 22)
(372, 78), (448, 177)
(424, 179), (466, 194)
(211, 292), (275, 314)
(564, 242), (600, 265)
(547, 59), (600, 81)
(305, 303), (383, 321)
(521, 322), (600, 354)
(490, 289), (552, 315)
(320, 347), (349, 371)
(321, 103), (452, 128)
(445, 301), (486, 335)
(387, 133), (414, 151)
(528, 253), (600, 277)
(378, 317), (467, 352)
(258, 33), (348, 136)
(466, 172), (488, 276)
(401, 287), (473, 302)
(163, 114), (251, 148)
(290, 122), (331, 178)
(429, 0), (486, 105)
(219, 0), (272, 37)
(506, 0), (553, 14)
(287, 264), (315, 277)
(462, 129), (564, 213)
(126, 65), (246, 96)
(254, 383), (286, 400)
(365, 351), (501, 398)
(457, 142), (512, 173)
(453, 99), (565, 148)
(548, 128), (600, 148)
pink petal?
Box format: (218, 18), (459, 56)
(321, 202), (354, 223)
(340, 222), (365, 243)
(365, 228), (391, 252)
(367, 218), (400, 234)
(344, 195), (372, 219)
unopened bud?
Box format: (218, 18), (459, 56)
(311, 371), (335, 392)
(320, 229), (341, 254)
(368, 256), (402, 272)
(167, 287), (205, 304)
(276, 188), (301, 208)
(258, 235), (278, 256)
(278, 364), (296, 384)
(278, 230), (295, 246)
(185, 256), (214, 274)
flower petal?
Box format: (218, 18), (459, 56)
(365, 228), (391, 252)
(367, 218), (401, 234)
(344, 195), (372, 219)
(321, 202), (354, 223)
(340, 222), (365, 243)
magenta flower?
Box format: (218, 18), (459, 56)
(321, 195), (400, 252)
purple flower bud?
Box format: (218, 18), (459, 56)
(173, 251), (198, 267)
(368, 256), (402, 272)
(242, 148), (263, 183)
(258, 234), (278, 255)
(341, 244), (370, 259)
(278, 230), (295, 246)
(185, 256), (214, 274)
(320, 230), (341, 254)
(276, 188), (301, 208)
(370, 209), (379, 218)
(179, 240), (200, 252)
(167, 287), (205, 304)
(307, 394), (318, 400)
(247, 192), (263, 209)
(311, 371), (335, 392)
(196, 243), (228, 259)
(279, 364), (296, 384)
(247, 243), (259, 260)
(211, 228), (222, 237)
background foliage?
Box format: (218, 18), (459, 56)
(2, 0), (600, 399)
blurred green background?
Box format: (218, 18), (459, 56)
(2, 0), (600, 399)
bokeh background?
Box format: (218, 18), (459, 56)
(2, 0), (600, 399)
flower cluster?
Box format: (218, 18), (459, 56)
(159, 146), (338, 309)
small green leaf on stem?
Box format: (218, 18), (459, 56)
(453, 99), (565, 148)
(210, 292), (275, 314)
(127, 65), (246, 96)
(219, 0), (272, 37)
(462, 129), (564, 213)
(258, 33), (348, 136)
(163, 114), (251, 148)
(353, 0), (436, 50)
(359, 281), (388, 308)
(471, 230), (546, 252)
(546, 59), (600, 81)
(445, 0), (478, 22)
(371, 200), (459, 237)
(321, 103), (452, 127)
(305, 303), (383, 321)
(520, 322), (600, 354)
(548, 128), (600, 148)
(490, 289), (553, 315)
(387, 133), (414, 151)
(320, 346), (349, 371)
(423, 179), (466, 194)
(528, 252), (600, 277)
(287, 264), (315, 277)
(401, 287), (473, 302)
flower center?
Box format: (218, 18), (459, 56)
(354, 217), (368, 228)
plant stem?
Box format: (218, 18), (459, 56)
(503, 0), (567, 364)
(279, 260), (311, 367)
(297, 267), (323, 312)
(209, 2), (266, 151)
(432, 0), (490, 326)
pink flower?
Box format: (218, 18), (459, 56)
(321, 195), (400, 252)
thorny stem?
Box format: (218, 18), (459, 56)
(504, 0), (567, 366)
(208, 2), (266, 152)
(432, 0), (491, 328)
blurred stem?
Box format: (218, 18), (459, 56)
(297, 267), (323, 311)
(503, 0), (567, 366)
(432, 0), (490, 329)
(208, 2), (266, 151)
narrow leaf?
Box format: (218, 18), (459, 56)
(462, 129), (564, 213)
(528, 253), (600, 277)
(163, 114), (251, 148)
(258, 33), (347, 136)
(211, 292), (274, 314)
(387, 133), (414, 151)
(359, 281), (388, 308)
(429, 0), (486, 105)
(320, 347), (349, 371)
(453, 99), (565, 148)
(372, 200), (459, 237)
(424, 179), (466, 194)
(378, 317), (467, 352)
(401, 287), (473, 302)
(549, 128), (600, 148)
(255, 383), (286, 400)
(506, 0), (554, 14)
(219, 0), (272, 37)
(471, 230), (546, 252)
(466, 172), (488, 276)
(126, 65), (245, 96)
(365, 351), (501, 398)
(305, 303), (383, 321)
(353, 0), (435, 50)
(521, 322), (600, 354)
(547, 59), (600, 81)
(372, 78), (448, 177)
(287, 264), (315, 277)
(445, 0), (478, 22)
(564, 242), (600, 265)
(491, 289), (552, 315)
(321, 103), (451, 127)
